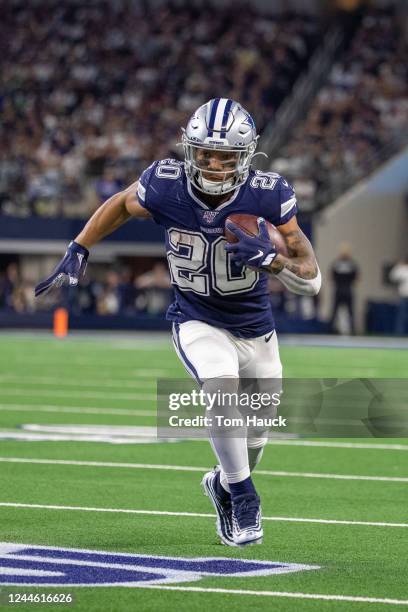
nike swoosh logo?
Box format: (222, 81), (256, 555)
(265, 331), (274, 343)
(248, 249), (264, 261)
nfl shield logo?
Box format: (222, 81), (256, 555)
(202, 210), (219, 224)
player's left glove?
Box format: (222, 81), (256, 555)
(224, 217), (277, 269)
(35, 241), (89, 297)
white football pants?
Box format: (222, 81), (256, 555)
(172, 320), (282, 489)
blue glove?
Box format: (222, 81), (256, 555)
(224, 217), (277, 268)
(35, 241), (89, 297)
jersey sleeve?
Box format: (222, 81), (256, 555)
(277, 177), (298, 225)
(137, 161), (159, 214)
(259, 176), (298, 226)
(137, 159), (184, 227)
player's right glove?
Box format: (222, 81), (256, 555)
(35, 241), (89, 297)
(224, 218), (277, 268)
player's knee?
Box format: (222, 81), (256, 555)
(202, 376), (239, 395)
(202, 377), (240, 415)
(203, 377), (244, 435)
(247, 436), (268, 449)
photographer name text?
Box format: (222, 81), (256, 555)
(167, 415), (287, 428)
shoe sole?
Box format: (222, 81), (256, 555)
(201, 472), (236, 547)
(235, 535), (263, 547)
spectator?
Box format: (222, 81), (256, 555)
(118, 268), (137, 315)
(390, 257), (408, 335)
(135, 262), (171, 315)
(69, 277), (99, 316)
(93, 166), (124, 209)
(329, 243), (359, 335)
(97, 270), (121, 315)
(0, 263), (20, 310)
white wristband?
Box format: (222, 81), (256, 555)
(276, 266), (321, 296)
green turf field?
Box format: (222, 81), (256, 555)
(0, 334), (407, 611)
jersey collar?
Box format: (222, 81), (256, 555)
(186, 176), (244, 211)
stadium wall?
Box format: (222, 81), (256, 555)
(314, 145), (408, 332)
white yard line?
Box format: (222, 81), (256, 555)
(0, 503), (213, 519)
(255, 469), (408, 483)
(0, 404), (407, 451)
(0, 458), (202, 470)
(0, 331), (171, 345)
(0, 404), (155, 417)
(136, 585), (408, 606)
(1, 404), (408, 451)
(0, 502), (406, 528)
(0, 376), (154, 389)
(268, 440), (408, 451)
(0, 389), (155, 401)
(132, 584), (408, 606)
(1, 358), (173, 370)
(1, 457), (407, 484)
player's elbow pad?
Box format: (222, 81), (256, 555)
(276, 266), (321, 296)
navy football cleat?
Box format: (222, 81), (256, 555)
(232, 493), (263, 546)
(201, 466), (235, 546)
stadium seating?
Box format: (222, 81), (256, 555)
(0, 1), (319, 219)
(271, 5), (408, 211)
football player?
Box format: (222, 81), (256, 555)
(36, 98), (321, 547)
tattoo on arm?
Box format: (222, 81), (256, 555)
(267, 229), (319, 279)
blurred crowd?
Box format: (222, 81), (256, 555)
(273, 6), (408, 211)
(0, 263), (36, 314)
(0, 0), (319, 218)
(0, 260), (173, 316)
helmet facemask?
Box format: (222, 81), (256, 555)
(182, 132), (258, 196)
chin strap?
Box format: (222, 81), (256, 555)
(200, 176), (235, 195)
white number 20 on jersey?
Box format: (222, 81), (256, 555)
(167, 229), (259, 296)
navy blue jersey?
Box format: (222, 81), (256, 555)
(137, 159), (297, 338)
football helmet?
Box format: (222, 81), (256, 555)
(182, 98), (259, 195)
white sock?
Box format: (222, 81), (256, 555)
(209, 435), (249, 493)
(204, 377), (250, 494)
(218, 437), (267, 492)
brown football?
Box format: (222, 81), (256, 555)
(225, 213), (288, 257)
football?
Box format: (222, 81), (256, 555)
(225, 213), (288, 257)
